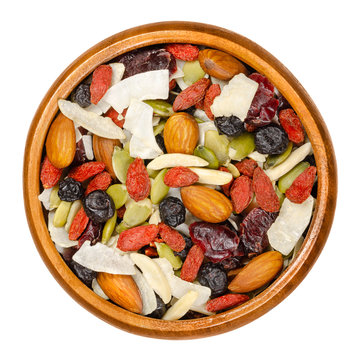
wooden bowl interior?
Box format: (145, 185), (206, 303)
(23, 21), (337, 339)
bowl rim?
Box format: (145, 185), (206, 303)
(23, 21), (337, 339)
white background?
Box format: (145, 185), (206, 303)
(1, 0), (358, 359)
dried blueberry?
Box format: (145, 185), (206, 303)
(255, 125), (289, 155)
(67, 260), (97, 288)
(174, 233), (193, 261)
(155, 134), (167, 153)
(83, 190), (115, 223)
(58, 178), (84, 202)
(198, 263), (228, 297)
(214, 116), (245, 137)
(240, 208), (278, 254)
(71, 83), (91, 108)
(147, 294), (166, 319)
(159, 197), (186, 227)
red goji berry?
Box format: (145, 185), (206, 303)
(40, 156), (62, 188)
(104, 107), (122, 128)
(117, 224), (159, 251)
(158, 223), (186, 252)
(230, 176), (253, 213)
(117, 206), (126, 219)
(206, 294), (249, 312)
(180, 245), (204, 282)
(252, 167), (280, 212)
(279, 108), (305, 144)
(195, 98), (204, 110)
(90, 65), (112, 104)
(85, 171), (112, 195)
(165, 43), (199, 61)
(69, 207), (89, 240)
(285, 166), (317, 204)
(68, 161), (106, 182)
(219, 167), (233, 196)
(235, 158), (258, 178)
(126, 157), (151, 201)
(163, 166), (199, 188)
(204, 84), (221, 120)
(169, 79), (176, 91)
(173, 78), (211, 112)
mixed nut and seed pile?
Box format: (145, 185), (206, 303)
(39, 43), (317, 320)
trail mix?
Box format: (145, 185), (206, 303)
(39, 43), (317, 320)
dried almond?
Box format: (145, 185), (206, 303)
(93, 135), (121, 179)
(164, 112), (199, 154)
(228, 251), (283, 293)
(97, 272), (142, 313)
(45, 112), (76, 168)
(180, 185), (233, 223)
(198, 49), (248, 81)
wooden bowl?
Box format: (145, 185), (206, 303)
(23, 21), (337, 339)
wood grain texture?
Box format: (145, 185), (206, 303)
(23, 21), (337, 339)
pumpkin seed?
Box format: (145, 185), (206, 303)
(101, 211), (117, 244)
(266, 142), (293, 168)
(150, 169), (169, 204)
(278, 161), (310, 193)
(153, 119), (167, 136)
(144, 100), (174, 117)
(204, 130), (229, 164)
(53, 201), (72, 227)
(115, 221), (131, 234)
(106, 184), (128, 209)
(49, 185), (61, 209)
(123, 199), (152, 227)
(193, 145), (219, 169)
(147, 168), (160, 179)
(225, 162), (240, 178)
(155, 242), (182, 270)
(275, 185), (285, 206)
(64, 200), (82, 232)
(112, 146), (134, 183)
(183, 60), (206, 85)
(229, 132), (255, 161)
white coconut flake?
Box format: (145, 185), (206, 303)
(123, 99), (163, 159)
(267, 196), (314, 256)
(74, 125), (83, 142)
(210, 76), (228, 90)
(149, 209), (161, 225)
(58, 100), (125, 140)
(169, 61), (184, 81)
(38, 188), (53, 210)
(154, 258), (211, 306)
(82, 134), (94, 160)
(48, 212), (78, 248)
(85, 103), (103, 115)
(72, 241), (136, 274)
(265, 142), (312, 181)
(92, 278), (109, 300)
(248, 151), (267, 162)
(109, 63), (125, 86)
(198, 122), (217, 146)
(132, 268), (157, 315)
(193, 109), (211, 122)
(101, 69), (169, 114)
(211, 73), (258, 120)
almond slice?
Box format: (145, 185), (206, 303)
(130, 253), (172, 304)
(58, 99), (125, 140)
(162, 290), (198, 320)
(189, 167), (233, 185)
(147, 154), (208, 170)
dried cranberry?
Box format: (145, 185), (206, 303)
(277, 92), (292, 112)
(72, 139), (87, 166)
(239, 208), (278, 254)
(189, 222), (240, 263)
(219, 256), (243, 271)
(115, 47), (176, 79)
(77, 221), (103, 249)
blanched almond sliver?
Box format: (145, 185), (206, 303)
(189, 167), (233, 185)
(162, 291), (198, 320)
(147, 154), (208, 170)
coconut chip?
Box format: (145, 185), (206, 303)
(48, 211), (78, 248)
(92, 278), (109, 300)
(38, 187), (53, 211)
(132, 268), (157, 315)
(72, 241), (136, 274)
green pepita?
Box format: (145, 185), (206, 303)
(144, 100), (174, 117)
(106, 184), (128, 209)
(266, 142), (293, 168)
(115, 221), (131, 234)
(112, 146), (134, 183)
(278, 161), (310, 193)
(53, 201), (72, 227)
(147, 168), (160, 179)
(204, 130), (230, 165)
(49, 185), (61, 209)
(101, 211), (117, 244)
(229, 132), (255, 161)
(275, 185), (285, 206)
(123, 199), (152, 227)
(153, 119), (167, 136)
(182, 60), (206, 85)
(193, 145), (219, 169)
(155, 242), (183, 270)
(64, 200), (82, 232)
(150, 169), (169, 204)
